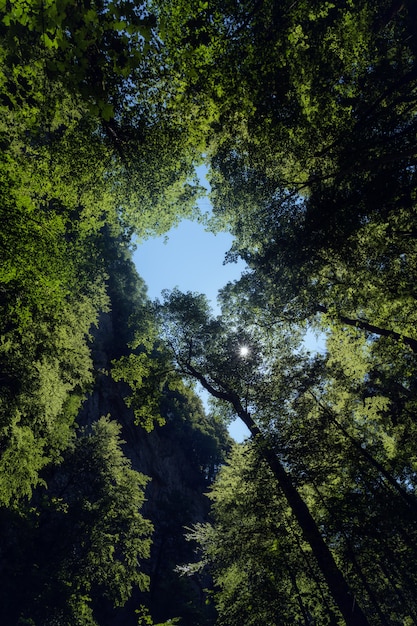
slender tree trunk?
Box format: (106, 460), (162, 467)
(287, 521), (340, 626)
(308, 473), (391, 626)
(378, 561), (417, 625)
(185, 363), (370, 625)
(256, 436), (369, 626)
(282, 552), (311, 626)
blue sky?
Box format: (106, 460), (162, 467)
(132, 169), (323, 442)
(133, 218), (245, 310)
(133, 166), (243, 311)
(133, 187), (250, 441)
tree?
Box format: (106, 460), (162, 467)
(159, 290), (370, 625)
(0, 417), (153, 625)
(0, 0), (209, 502)
(1, 0), (205, 234)
(187, 443), (339, 626)
(152, 0), (417, 371)
(160, 288), (417, 624)
(198, 0), (417, 366)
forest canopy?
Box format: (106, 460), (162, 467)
(1, 0), (417, 624)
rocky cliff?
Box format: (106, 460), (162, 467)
(77, 305), (227, 625)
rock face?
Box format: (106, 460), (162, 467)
(78, 311), (220, 625)
(124, 423), (215, 626)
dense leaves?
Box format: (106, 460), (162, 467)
(0, 417), (153, 625)
(155, 2), (417, 623)
(2, 0), (417, 624)
(0, 0), (205, 504)
(0, 3), (216, 622)
(187, 444), (338, 626)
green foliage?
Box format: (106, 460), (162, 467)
(1, 0), (205, 233)
(136, 605), (180, 625)
(112, 351), (164, 432)
(1, 0), (155, 118)
(0, 417), (153, 625)
(2, 0), (417, 623)
(159, 288), (302, 429)
(152, 6), (417, 619)
(0, 0), (206, 503)
(187, 444), (336, 626)
(161, 285), (417, 623)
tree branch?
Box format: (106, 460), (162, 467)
(310, 391), (417, 512)
(316, 304), (417, 353)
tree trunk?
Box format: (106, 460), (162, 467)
(311, 394), (417, 512)
(257, 436), (369, 626)
(186, 363), (370, 625)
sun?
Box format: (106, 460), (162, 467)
(239, 345), (250, 357)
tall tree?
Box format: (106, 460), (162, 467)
(159, 290), (371, 625)
(0, 0), (208, 503)
(160, 288), (417, 624)
(187, 443), (339, 626)
(149, 0), (417, 362)
(0, 417), (153, 625)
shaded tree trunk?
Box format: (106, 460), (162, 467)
(185, 362), (370, 626)
(308, 471), (391, 626)
(257, 435), (369, 626)
(311, 393), (417, 512)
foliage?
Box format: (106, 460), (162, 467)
(111, 305), (176, 432)
(2, 0), (417, 623)
(1, 0), (205, 231)
(149, 4), (417, 620)
(0, 417), (153, 625)
(160, 287), (417, 624)
(199, 0), (417, 352)
(0, 0), (206, 503)
(188, 444), (337, 626)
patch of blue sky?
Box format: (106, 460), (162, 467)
(133, 165), (324, 442)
